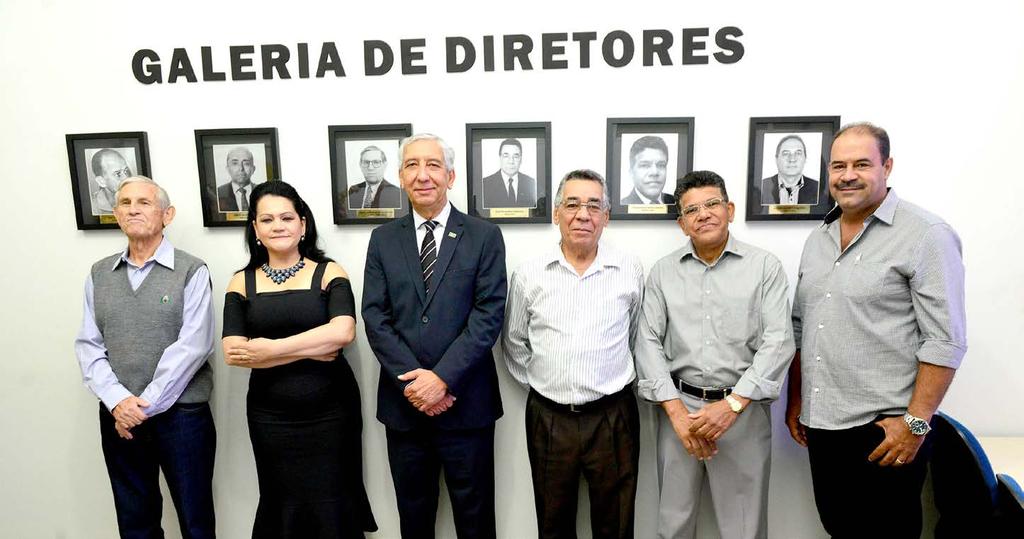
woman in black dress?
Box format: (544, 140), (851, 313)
(222, 181), (376, 538)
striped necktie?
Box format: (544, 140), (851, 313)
(420, 220), (438, 293)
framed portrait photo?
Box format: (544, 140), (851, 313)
(465, 122), (552, 224)
(66, 131), (151, 230)
(606, 117), (694, 221)
(746, 116), (840, 222)
(194, 127), (280, 227)
(328, 123), (412, 225)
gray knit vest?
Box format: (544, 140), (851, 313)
(90, 249), (213, 403)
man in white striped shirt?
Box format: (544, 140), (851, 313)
(502, 169), (644, 539)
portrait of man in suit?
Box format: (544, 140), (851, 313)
(215, 146), (264, 213)
(88, 148), (135, 215)
(362, 133), (507, 539)
(760, 134), (821, 206)
(348, 144), (403, 210)
(621, 135), (674, 205)
(481, 138), (538, 209)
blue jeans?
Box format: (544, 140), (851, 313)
(99, 402), (216, 539)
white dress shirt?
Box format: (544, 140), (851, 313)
(502, 242), (644, 405)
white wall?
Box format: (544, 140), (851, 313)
(2, 1), (1023, 537)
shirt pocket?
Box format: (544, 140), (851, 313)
(845, 261), (887, 303)
(720, 307), (757, 345)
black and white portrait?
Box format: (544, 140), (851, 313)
(212, 143), (268, 213)
(759, 132), (823, 206)
(745, 116), (838, 222)
(618, 133), (679, 205)
(479, 137), (539, 210)
(66, 131), (151, 230)
(344, 140), (403, 210)
(83, 147), (139, 215)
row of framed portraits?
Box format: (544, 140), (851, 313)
(66, 116), (840, 230)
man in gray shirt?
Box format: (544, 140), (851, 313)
(636, 170), (794, 539)
(785, 123), (967, 538)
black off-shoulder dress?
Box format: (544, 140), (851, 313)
(223, 263), (377, 538)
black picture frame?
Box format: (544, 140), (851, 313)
(606, 117), (694, 221)
(465, 122), (552, 224)
(328, 123), (412, 225)
(746, 116), (840, 222)
(195, 127), (280, 227)
(66, 131), (151, 230)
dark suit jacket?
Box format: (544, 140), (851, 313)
(480, 172), (537, 208)
(760, 175), (821, 205)
(348, 179), (403, 209)
(621, 189), (674, 205)
(217, 182), (241, 212)
(362, 205), (507, 431)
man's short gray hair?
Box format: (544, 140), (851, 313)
(553, 169), (610, 209)
(115, 176), (172, 209)
(398, 133), (455, 172)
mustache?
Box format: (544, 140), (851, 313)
(834, 180), (863, 189)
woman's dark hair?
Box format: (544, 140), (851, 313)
(242, 180), (332, 270)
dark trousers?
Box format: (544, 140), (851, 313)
(806, 418), (931, 539)
(385, 425), (496, 539)
(525, 388), (640, 539)
(99, 402), (216, 539)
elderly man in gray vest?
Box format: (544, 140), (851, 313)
(75, 176), (216, 538)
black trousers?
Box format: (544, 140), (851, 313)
(806, 418), (932, 539)
(385, 425), (496, 539)
(99, 402), (216, 539)
(525, 387), (640, 539)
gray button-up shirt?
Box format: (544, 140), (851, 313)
(793, 189), (967, 430)
(635, 234), (795, 403)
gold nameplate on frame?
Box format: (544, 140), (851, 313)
(768, 204), (811, 215)
(356, 209), (396, 219)
(225, 212), (248, 221)
(489, 208), (531, 218)
(99, 215), (118, 224)
(627, 204), (668, 215)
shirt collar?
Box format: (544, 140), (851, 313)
(779, 175), (805, 190)
(413, 201), (452, 230)
(113, 236), (174, 271)
(822, 187), (897, 226)
(545, 241), (622, 271)
(633, 189), (658, 204)
(678, 233), (744, 263)
(501, 172), (518, 183)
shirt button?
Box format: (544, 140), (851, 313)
(705, 340), (711, 345)
(826, 292), (832, 299)
(813, 387), (820, 393)
(817, 323), (824, 329)
(835, 261), (841, 266)
(705, 314), (711, 320)
(815, 356), (821, 361)
(421, 316), (429, 324)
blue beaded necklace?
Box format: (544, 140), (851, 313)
(260, 257), (305, 285)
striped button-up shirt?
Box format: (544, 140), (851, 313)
(635, 234), (795, 403)
(502, 243), (644, 405)
(793, 189), (967, 430)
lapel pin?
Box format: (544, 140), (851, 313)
(160, 295), (170, 304)
(448, 231), (457, 238)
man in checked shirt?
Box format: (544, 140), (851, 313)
(786, 122), (967, 538)
(635, 170), (795, 539)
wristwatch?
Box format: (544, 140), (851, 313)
(903, 413), (932, 436)
(725, 394), (744, 413)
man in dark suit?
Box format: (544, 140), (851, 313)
(362, 133), (507, 539)
(760, 135), (821, 206)
(480, 138), (537, 208)
(216, 147), (259, 212)
(621, 135), (674, 205)
(348, 145), (404, 209)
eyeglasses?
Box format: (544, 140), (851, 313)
(779, 150), (805, 160)
(561, 198), (606, 214)
(680, 197), (725, 218)
(360, 159), (384, 168)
